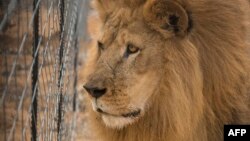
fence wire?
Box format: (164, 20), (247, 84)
(0, 0), (89, 140)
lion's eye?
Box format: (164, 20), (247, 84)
(126, 44), (140, 55)
(97, 41), (104, 50)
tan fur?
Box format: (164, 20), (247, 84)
(84, 0), (250, 141)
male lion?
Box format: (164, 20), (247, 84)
(83, 0), (250, 141)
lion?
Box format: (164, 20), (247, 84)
(83, 0), (250, 141)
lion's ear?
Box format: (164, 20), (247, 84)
(143, 0), (191, 38)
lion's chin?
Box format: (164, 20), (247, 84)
(101, 113), (140, 129)
(91, 101), (142, 128)
(95, 108), (141, 129)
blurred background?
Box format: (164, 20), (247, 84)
(0, 0), (98, 140)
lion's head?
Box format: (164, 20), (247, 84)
(84, 0), (204, 129)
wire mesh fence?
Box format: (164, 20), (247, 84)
(0, 0), (89, 140)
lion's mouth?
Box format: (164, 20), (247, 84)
(97, 108), (141, 118)
(121, 110), (141, 117)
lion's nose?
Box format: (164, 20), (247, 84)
(83, 85), (107, 99)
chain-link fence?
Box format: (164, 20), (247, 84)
(0, 0), (89, 140)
